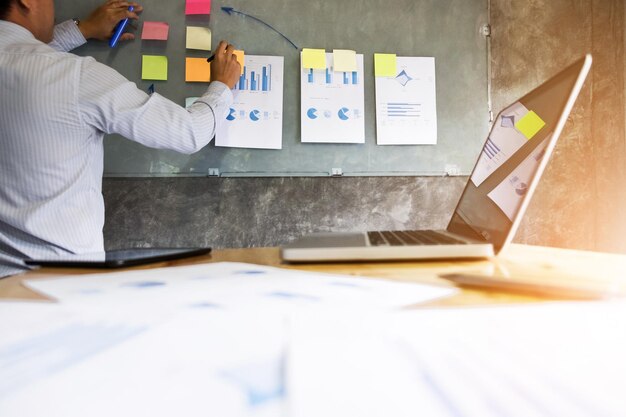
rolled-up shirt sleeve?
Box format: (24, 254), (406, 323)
(49, 20), (87, 52)
(77, 56), (233, 154)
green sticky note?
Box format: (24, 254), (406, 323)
(515, 110), (546, 139)
(374, 53), (397, 77)
(142, 55), (168, 81)
(333, 49), (357, 72)
(302, 48), (327, 69)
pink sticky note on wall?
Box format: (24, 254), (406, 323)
(141, 22), (169, 40)
(185, 0), (211, 15)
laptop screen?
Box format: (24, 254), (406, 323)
(447, 57), (589, 253)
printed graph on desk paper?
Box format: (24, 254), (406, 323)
(300, 53), (365, 144)
(216, 55), (284, 150)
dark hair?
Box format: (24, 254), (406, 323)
(0, 0), (14, 20)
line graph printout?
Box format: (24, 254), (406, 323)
(300, 52), (365, 143)
(216, 55), (284, 150)
(375, 57), (437, 145)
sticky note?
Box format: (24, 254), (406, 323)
(333, 49), (357, 72)
(142, 55), (168, 81)
(233, 50), (245, 75)
(185, 97), (200, 109)
(186, 26), (211, 51)
(302, 48), (327, 69)
(185, 0), (211, 15)
(374, 53), (397, 77)
(141, 21), (169, 40)
(186, 57), (211, 82)
(515, 110), (546, 139)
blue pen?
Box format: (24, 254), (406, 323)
(109, 5), (134, 48)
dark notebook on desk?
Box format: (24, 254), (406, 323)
(281, 55), (592, 262)
(25, 247), (211, 268)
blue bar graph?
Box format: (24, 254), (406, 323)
(235, 65), (273, 92)
(238, 67), (246, 90)
(262, 67), (267, 91)
(386, 102), (421, 118)
(306, 68), (359, 86)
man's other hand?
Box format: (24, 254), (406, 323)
(79, 0), (143, 41)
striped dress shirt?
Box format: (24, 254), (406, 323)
(0, 20), (233, 278)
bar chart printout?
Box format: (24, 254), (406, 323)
(374, 57), (438, 145)
(216, 55), (284, 150)
(301, 52), (365, 143)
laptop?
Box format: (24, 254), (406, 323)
(25, 247), (212, 268)
(281, 55), (592, 262)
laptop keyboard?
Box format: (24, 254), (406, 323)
(366, 230), (470, 246)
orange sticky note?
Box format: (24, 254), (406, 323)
(186, 57), (211, 82)
(233, 50), (245, 75)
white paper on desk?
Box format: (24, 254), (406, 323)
(287, 302), (626, 417)
(375, 57), (437, 145)
(300, 52), (365, 143)
(0, 302), (288, 417)
(216, 55), (284, 150)
(24, 262), (456, 312)
(471, 101), (531, 187)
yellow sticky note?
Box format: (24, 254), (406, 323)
(302, 48), (327, 69)
(515, 110), (546, 139)
(374, 53), (397, 77)
(186, 57), (211, 82)
(142, 55), (168, 81)
(186, 26), (212, 51)
(333, 49), (357, 72)
(233, 50), (245, 75)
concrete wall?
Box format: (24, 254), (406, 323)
(103, 0), (626, 253)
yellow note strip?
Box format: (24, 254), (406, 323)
(515, 110), (546, 140)
(302, 48), (327, 69)
(374, 53), (397, 77)
(233, 50), (245, 75)
(186, 57), (211, 82)
(333, 49), (357, 72)
(142, 55), (168, 81)
(186, 26), (212, 51)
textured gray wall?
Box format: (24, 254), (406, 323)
(103, 0), (626, 253)
(103, 177), (466, 249)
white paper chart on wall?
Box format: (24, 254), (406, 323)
(54, 0), (490, 177)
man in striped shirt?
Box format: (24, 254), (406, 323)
(0, 0), (241, 277)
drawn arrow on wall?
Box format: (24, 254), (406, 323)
(221, 6), (299, 50)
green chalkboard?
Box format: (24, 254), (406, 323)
(55, 0), (490, 176)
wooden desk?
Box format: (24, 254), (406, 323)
(3, 243), (626, 306)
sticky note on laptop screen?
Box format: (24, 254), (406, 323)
(302, 48), (327, 69)
(186, 26), (211, 50)
(515, 110), (546, 140)
(374, 53), (397, 77)
(186, 0), (211, 15)
(142, 22), (169, 40)
(186, 58), (211, 82)
(142, 55), (168, 80)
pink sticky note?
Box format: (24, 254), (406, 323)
(185, 0), (211, 15)
(141, 21), (169, 40)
